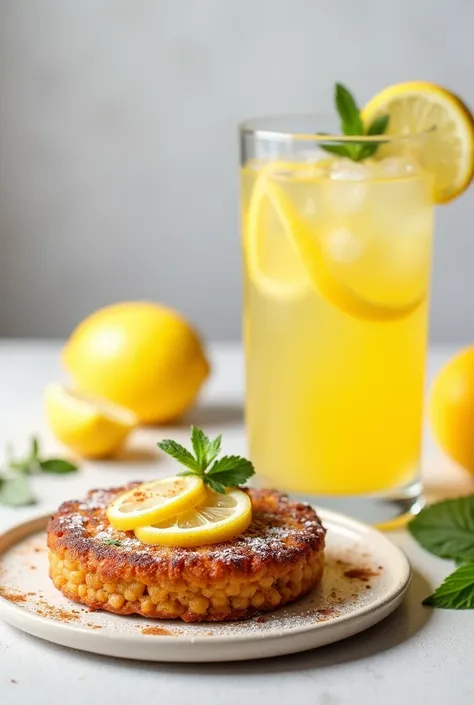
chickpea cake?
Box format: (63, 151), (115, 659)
(47, 485), (326, 622)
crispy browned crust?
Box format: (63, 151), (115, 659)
(47, 485), (326, 621)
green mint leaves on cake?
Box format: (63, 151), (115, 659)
(157, 426), (255, 494)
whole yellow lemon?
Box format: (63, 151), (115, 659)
(429, 347), (474, 474)
(62, 302), (210, 424)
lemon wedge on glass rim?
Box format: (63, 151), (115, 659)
(135, 487), (252, 547)
(106, 476), (207, 531)
(361, 81), (474, 203)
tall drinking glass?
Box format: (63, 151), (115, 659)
(240, 116), (434, 527)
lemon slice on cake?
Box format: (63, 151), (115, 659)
(135, 488), (252, 547)
(362, 81), (474, 203)
(106, 476), (207, 531)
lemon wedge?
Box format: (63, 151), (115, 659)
(106, 476), (207, 531)
(44, 383), (136, 459)
(362, 81), (474, 203)
(134, 488), (252, 547)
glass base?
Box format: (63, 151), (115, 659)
(292, 478), (424, 531)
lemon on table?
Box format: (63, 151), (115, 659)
(135, 488), (252, 547)
(362, 81), (474, 203)
(429, 348), (474, 475)
(106, 476), (207, 531)
(45, 383), (137, 459)
(62, 302), (210, 424)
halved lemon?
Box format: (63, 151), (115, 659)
(362, 81), (474, 203)
(106, 476), (207, 531)
(247, 168), (425, 322)
(134, 488), (252, 547)
(44, 383), (137, 459)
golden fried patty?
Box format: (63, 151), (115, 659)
(47, 485), (326, 622)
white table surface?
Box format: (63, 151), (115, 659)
(1, 340), (474, 705)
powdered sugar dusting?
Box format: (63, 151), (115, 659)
(48, 486), (326, 570)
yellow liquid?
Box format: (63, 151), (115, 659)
(242, 162), (434, 495)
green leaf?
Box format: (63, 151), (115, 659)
(206, 434), (222, 467)
(206, 455), (255, 487)
(102, 539), (122, 546)
(191, 426), (210, 469)
(157, 439), (200, 473)
(0, 473), (36, 507)
(408, 495), (474, 561)
(423, 563), (474, 609)
(8, 460), (30, 473)
(366, 114), (390, 136)
(319, 143), (353, 159)
(335, 83), (363, 136)
(39, 459), (78, 474)
(30, 436), (40, 460)
(204, 477), (228, 494)
(355, 143), (379, 161)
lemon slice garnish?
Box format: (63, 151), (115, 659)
(245, 163), (312, 301)
(106, 476), (207, 531)
(134, 488), (252, 547)
(362, 81), (474, 203)
(44, 383), (137, 459)
(248, 169), (426, 322)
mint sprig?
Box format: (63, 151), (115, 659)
(319, 83), (390, 162)
(0, 437), (79, 507)
(157, 426), (255, 494)
(409, 495), (474, 609)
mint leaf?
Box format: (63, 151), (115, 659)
(335, 83), (363, 136)
(157, 439), (200, 473)
(423, 563), (474, 609)
(157, 428), (254, 491)
(39, 459), (78, 474)
(205, 434), (222, 467)
(319, 84), (390, 162)
(408, 496), (474, 561)
(204, 477), (228, 494)
(366, 114), (390, 136)
(191, 426), (210, 469)
(103, 539), (122, 547)
(30, 437), (40, 460)
(319, 142), (354, 159)
(0, 474), (36, 507)
(356, 143), (378, 161)
(207, 456), (255, 486)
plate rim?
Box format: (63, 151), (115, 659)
(0, 508), (411, 657)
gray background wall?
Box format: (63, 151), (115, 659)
(1, 0), (473, 342)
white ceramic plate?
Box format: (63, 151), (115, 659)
(0, 509), (410, 662)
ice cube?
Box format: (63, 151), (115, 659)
(327, 159), (372, 214)
(322, 227), (363, 263)
(378, 157), (419, 178)
(329, 158), (373, 181)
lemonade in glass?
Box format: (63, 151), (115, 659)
(240, 83), (474, 526)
